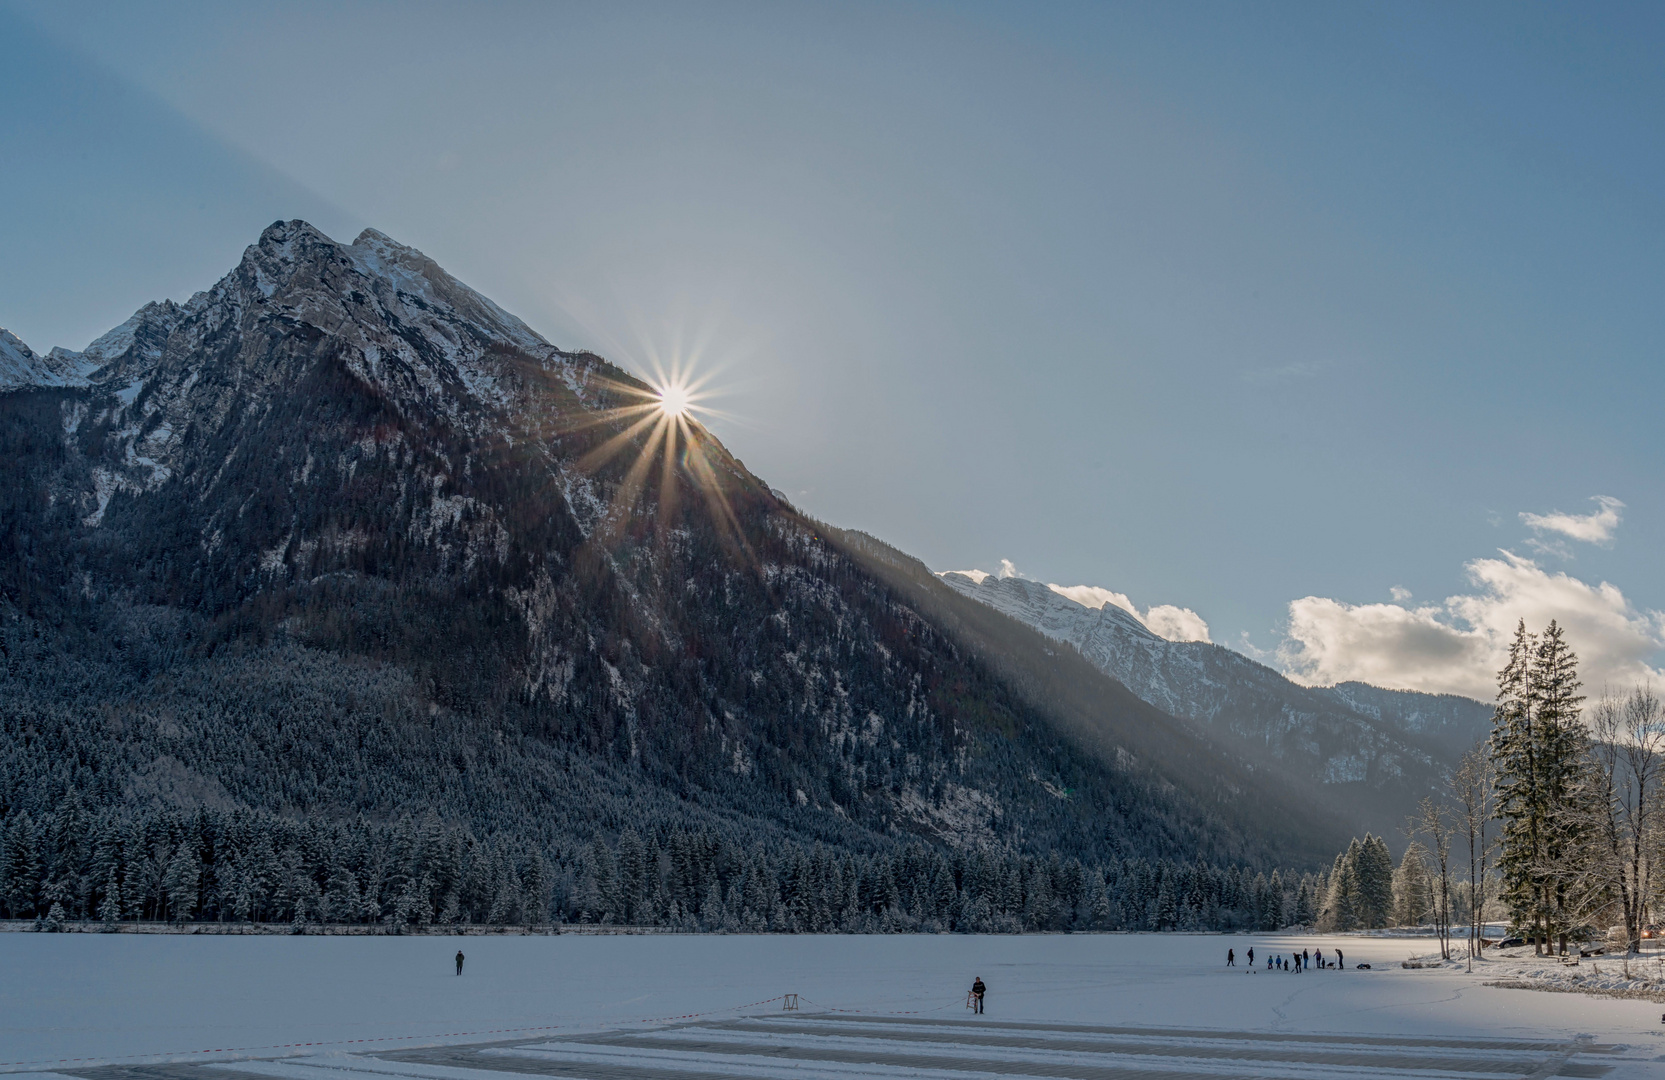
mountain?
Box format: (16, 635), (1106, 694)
(0, 221), (1366, 898)
(937, 572), (1493, 838)
(0, 328), (99, 391)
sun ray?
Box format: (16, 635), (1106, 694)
(548, 333), (763, 569)
(595, 412), (672, 545)
(681, 432), (754, 564)
(575, 408), (664, 475)
(654, 413), (685, 544)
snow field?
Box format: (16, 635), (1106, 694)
(2, 932), (1663, 1076)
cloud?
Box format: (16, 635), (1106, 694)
(1143, 604), (1213, 643)
(1390, 586), (1412, 602)
(1520, 495), (1624, 546)
(997, 558), (1021, 579)
(1279, 551), (1665, 699)
(1050, 583), (1212, 644)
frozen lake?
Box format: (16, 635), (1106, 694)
(2, 931), (1660, 1078)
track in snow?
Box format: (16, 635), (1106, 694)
(57, 1012), (1620, 1080)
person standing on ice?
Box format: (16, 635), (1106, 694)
(455, 950), (465, 976)
(1227, 949), (1235, 967)
(1247, 947), (1254, 966)
(1335, 948), (1343, 970)
(971, 977), (986, 1014)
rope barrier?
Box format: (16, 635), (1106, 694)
(795, 994), (964, 1017)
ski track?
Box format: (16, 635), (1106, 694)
(194, 1014), (1626, 1080)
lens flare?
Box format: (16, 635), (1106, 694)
(656, 382), (692, 419)
(558, 350), (749, 560)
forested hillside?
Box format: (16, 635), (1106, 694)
(0, 221), (1354, 927)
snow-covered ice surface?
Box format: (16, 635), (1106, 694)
(2, 932), (1661, 1077)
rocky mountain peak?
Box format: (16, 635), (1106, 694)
(0, 326), (101, 391)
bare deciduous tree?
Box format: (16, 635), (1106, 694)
(1452, 742), (1495, 969)
(1411, 797), (1456, 960)
(1586, 685), (1663, 954)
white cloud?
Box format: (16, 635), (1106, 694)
(997, 558), (1021, 579)
(1143, 604), (1213, 643)
(1049, 583), (1212, 643)
(1390, 585), (1412, 602)
(1051, 583), (1137, 614)
(1279, 551), (1665, 699)
(1521, 495), (1624, 546)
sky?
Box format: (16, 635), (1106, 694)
(2, 0), (1661, 700)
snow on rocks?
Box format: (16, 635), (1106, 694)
(0, 328), (99, 391)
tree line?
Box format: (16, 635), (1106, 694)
(0, 797), (1328, 935)
(1314, 619), (1664, 960)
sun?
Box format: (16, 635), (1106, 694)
(564, 353), (750, 557)
(656, 382), (692, 419)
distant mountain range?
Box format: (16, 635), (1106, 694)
(0, 220), (1384, 876)
(938, 572), (1494, 836)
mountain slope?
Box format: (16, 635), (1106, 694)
(0, 221), (1351, 875)
(937, 572), (1492, 838)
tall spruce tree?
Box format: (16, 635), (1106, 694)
(1322, 842), (1362, 931)
(1533, 622), (1590, 954)
(1491, 619), (1588, 955)
(1492, 621), (1546, 951)
(1357, 835), (1395, 928)
(1392, 841), (1432, 926)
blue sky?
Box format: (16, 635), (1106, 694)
(3, 1), (1661, 697)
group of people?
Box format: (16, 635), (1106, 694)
(1225, 946), (1342, 972)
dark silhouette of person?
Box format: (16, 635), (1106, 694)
(456, 950), (465, 976)
(1227, 948), (1235, 967)
(1336, 948), (1344, 969)
(1247, 947), (1254, 966)
(1302, 948), (1309, 969)
(971, 977), (986, 1014)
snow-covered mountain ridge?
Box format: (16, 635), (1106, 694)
(938, 571), (1493, 815)
(0, 327), (101, 391)
(0, 220), (1356, 868)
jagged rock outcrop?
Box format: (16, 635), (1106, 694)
(0, 327), (99, 391)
